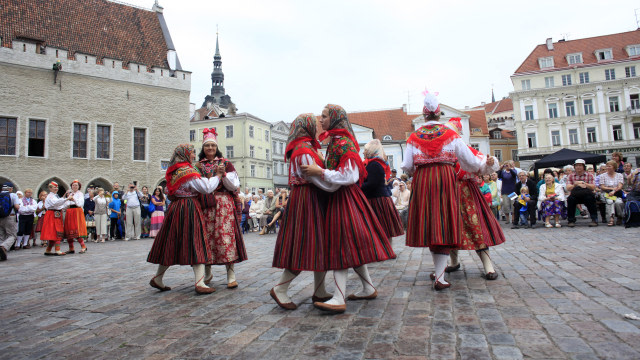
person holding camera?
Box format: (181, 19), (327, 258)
(122, 182), (143, 240)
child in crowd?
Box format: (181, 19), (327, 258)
(108, 192), (122, 240)
(518, 186), (530, 227)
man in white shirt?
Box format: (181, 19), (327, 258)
(0, 183), (21, 260)
(122, 183), (143, 240)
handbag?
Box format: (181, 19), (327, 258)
(148, 202), (156, 214)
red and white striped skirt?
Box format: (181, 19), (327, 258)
(147, 197), (211, 266)
(368, 196), (404, 238)
(458, 179), (506, 250)
(272, 184), (326, 271)
(406, 164), (461, 250)
(40, 211), (63, 242)
(325, 184), (395, 270)
(149, 211), (164, 237)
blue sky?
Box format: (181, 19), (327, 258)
(125, 0), (640, 122)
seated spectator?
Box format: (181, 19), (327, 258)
(249, 195), (263, 231)
(259, 190), (276, 233)
(536, 168), (558, 192)
(517, 187), (531, 227)
(262, 189), (288, 234)
(566, 159), (598, 227)
(538, 173), (566, 228)
(512, 171), (538, 229)
(394, 181), (410, 228)
(241, 196), (251, 233)
(622, 162), (634, 194)
(626, 167), (640, 201)
(598, 160), (624, 226)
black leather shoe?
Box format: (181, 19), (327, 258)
(445, 263), (460, 273)
(0, 247), (6, 261)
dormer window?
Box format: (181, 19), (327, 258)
(567, 53), (583, 65)
(538, 57), (554, 69)
(382, 135), (392, 141)
(627, 45), (640, 57)
(595, 49), (613, 61)
(492, 131), (502, 139)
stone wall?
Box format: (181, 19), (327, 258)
(0, 43), (190, 192)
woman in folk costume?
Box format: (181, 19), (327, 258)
(147, 144), (219, 294)
(302, 104), (395, 313)
(361, 139), (404, 239)
(401, 93), (494, 290)
(41, 181), (73, 256)
(195, 128), (247, 290)
(34, 190), (48, 246)
(64, 180), (88, 254)
(440, 118), (504, 281)
(270, 114), (334, 310)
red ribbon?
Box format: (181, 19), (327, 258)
(203, 127), (217, 136)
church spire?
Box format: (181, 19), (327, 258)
(202, 28), (235, 111)
(491, 87), (495, 103)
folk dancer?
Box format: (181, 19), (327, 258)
(64, 180), (88, 254)
(41, 182), (72, 256)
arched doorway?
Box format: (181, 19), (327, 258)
(0, 176), (20, 192)
(156, 179), (167, 191)
(38, 177), (68, 197)
(88, 177), (113, 193)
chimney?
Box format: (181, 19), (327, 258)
(402, 104), (407, 112)
(152, 0), (164, 13)
(546, 38), (553, 51)
(481, 102), (486, 106)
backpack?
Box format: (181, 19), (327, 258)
(624, 200), (640, 228)
(0, 192), (13, 218)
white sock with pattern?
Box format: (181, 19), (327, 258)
(313, 271), (331, 299)
(324, 269), (348, 306)
(432, 252), (449, 285)
(274, 269), (298, 304)
(352, 265), (376, 297)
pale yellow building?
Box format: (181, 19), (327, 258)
(511, 31), (640, 170)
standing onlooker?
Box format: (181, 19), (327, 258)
(84, 190), (96, 242)
(108, 192), (123, 240)
(94, 188), (109, 242)
(139, 186), (151, 238)
(484, 174), (500, 219)
(112, 182), (122, 197)
(394, 182), (411, 228)
(498, 162), (518, 224)
(566, 159), (598, 227)
(16, 188), (37, 249)
(598, 160), (624, 226)
(149, 188), (165, 237)
(611, 152), (625, 173)
(386, 169), (399, 194)
(122, 183), (143, 240)
(33, 190), (48, 246)
(512, 171), (539, 228)
(0, 183), (21, 260)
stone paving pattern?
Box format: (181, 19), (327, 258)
(1, 222), (640, 359)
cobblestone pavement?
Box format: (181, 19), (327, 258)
(1, 221), (640, 360)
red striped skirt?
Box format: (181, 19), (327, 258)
(459, 179), (506, 250)
(368, 196), (404, 238)
(406, 164), (461, 249)
(273, 184), (326, 271)
(147, 197), (211, 266)
(325, 184), (395, 270)
(64, 207), (87, 239)
(40, 211), (64, 241)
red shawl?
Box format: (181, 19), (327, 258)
(323, 131), (367, 186)
(165, 162), (201, 196)
(319, 128), (360, 152)
(407, 123), (459, 157)
(364, 158), (391, 180)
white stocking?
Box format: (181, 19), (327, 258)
(16, 235), (23, 247)
(204, 265), (213, 282)
(477, 249), (495, 274)
(352, 265), (376, 297)
(431, 251), (449, 285)
(313, 271), (331, 298)
(226, 264), (236, 284)
(324, 270), (348, 306)
(153, 265), (169, 288)
(193, 264), (208, 288)
(449, 249), (459, 267)
(274, 269), (298, 304)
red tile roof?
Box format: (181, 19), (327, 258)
(501, 129), (516, 139)
(464, 109), (489, 136)
(1, 0), (170, 69)
(481, 98), (513, 114)
(316, 107), (417, 143)
(514, 30), (640, 74)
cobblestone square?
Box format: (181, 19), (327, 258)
(1, 223), (639, 359)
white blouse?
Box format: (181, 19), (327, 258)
(66, 190), (84, 208)
(45, 193), (69, 210)
(298, 155), (342, 192)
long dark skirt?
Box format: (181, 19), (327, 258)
(368, 196), (404, 238)
(147, 197), (211, 266)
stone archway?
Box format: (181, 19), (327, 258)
(88, 177), (113, 193)
(38, 177), (68, 197)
